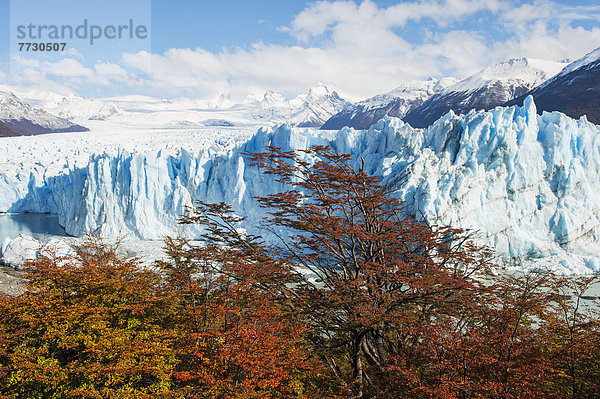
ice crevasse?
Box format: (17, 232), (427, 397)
(2, 96), (600, 273)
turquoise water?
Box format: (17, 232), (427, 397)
(0, 213), (68, 241)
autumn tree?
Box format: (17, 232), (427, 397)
(3, 145), (599, 398)
(182, 145), (501, 398)
(158, 229), (326, 397)
(0, 238), (179, 398)
(545, 275), (600, 398)
(186, 145), (600, 398)
(0, 234), (322, 399)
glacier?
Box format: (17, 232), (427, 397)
(1, 96), (600, 273)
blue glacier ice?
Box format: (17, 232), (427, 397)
(1, 96), (600, 273)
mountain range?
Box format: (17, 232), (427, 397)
(401, 58), (567, 128)
(251, 83), (350, 127)
(505, 48), (600, 124)
(323, 49), (599, 130)
(2, 48), (600, 137)
(3, 82), (349, 130)
(320, 77), (458, 130)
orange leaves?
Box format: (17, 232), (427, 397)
(0, 239), (178, 398)
(2, 146), (600, 398)
(157, 235), (316, 398)
(190, 145), (504, 397)
(206, 145), (600, 398)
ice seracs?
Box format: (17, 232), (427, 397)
(338, 96), (600, 273)
(1, 97), (600, 273)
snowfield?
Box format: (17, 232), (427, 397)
(1, 97), (600, 274)
(3, 82), (350, 129)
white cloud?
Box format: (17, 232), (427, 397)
(5, 0), (600, 100)
(416, 30), (490, 76)
(290, 0), (504, 40)
(94, 62), (130, 82)
(8, 56), (142, 91)
(43, 58), (93, 78)
(11, 55), (40, 68)
(66, 48), (84, 59)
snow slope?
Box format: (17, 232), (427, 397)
(0, 90), (88, 135)
(553, 47), (600, 77)
(1, 98), (599, 273)
(403, 58), (568, 128)
(321, 78), (458, 130)
(505, 47), (600, 124)
(448, 58), (565, 93)
(7, 83), (349, 129)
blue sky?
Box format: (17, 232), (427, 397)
(1, 0), (600, 100)
(151, 1), (310, 53)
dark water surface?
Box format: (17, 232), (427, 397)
(0, 213), (68, 241)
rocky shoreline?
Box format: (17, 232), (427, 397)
(0, 265), (25, 296)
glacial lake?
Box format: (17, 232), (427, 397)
(0, 213), (68, 242)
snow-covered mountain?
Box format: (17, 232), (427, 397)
(252, 82), (350, 127)
(288, 83), (351, 127)
(3, 88), (124, 122)
(251, 90), (294, 121)
(0, 90), (88, 136)
(505, 48), (600, 124)
(1, 98), (600, 273)
(403, 58), (568, 128)
(6, 83), (348, 129)
(321, 78), (458, 130)
(51, 96), (123, 121)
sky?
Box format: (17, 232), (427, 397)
(1, 0), (600, 101)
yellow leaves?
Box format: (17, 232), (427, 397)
(0, 241), (179, 398)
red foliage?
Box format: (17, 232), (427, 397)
(1, 145), (599, 398)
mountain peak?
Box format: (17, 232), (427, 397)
(556, 47), (600, 76)
(504, 47), (600, 125)
(402, 57), (568, 129)
(448, 57), (567, 93)
(307, 82), (338, 98)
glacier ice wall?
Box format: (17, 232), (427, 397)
(0, 126), (328, 240)
(1, 97), (600, 273)
(333, 97), (600, 273)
